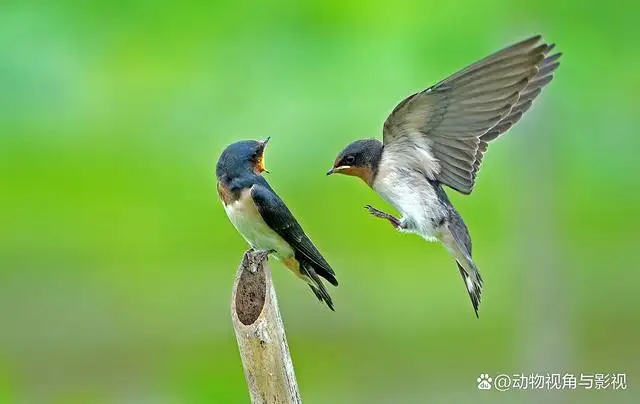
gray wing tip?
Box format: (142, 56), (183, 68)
(549, 52), (563, 64)
(521, 34), (543, 45)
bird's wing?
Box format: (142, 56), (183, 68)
(250, 183), (338, 286)
(382, 35), (562, 194)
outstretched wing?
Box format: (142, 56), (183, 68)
(250, 183), (338, 286)
(383, 35), (562, 194)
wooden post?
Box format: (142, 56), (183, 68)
(231, 251), (302, 404)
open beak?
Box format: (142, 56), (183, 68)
(257, 137), (270, 173)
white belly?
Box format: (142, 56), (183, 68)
(372, 163), (446, 241)
(223, 192), (294, 261)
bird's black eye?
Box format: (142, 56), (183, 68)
(345, 155), (355, 165)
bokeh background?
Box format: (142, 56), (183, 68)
(1, 0), (639, 403)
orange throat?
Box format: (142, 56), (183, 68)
(254, 153), (267, 174)
(338, 166), (374, 186)
(217, 181), (235, 205)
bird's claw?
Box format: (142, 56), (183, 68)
(364, 204), (386, 218)
(242, 249), (273, 273)
(364, 205), (401, 229)
(251, 249), (271, 264)
(364, 204), (380, 215)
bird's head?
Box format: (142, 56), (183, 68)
(327, 139), (383, 185)
(216, 138), (270, 180)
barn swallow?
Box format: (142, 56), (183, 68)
(327, 35), (561, 317)
(216, 138), (338, 310)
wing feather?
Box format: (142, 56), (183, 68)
(383, 35), (561, 194)
(251, 183), (338, 286)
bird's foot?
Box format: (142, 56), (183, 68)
(241, 250), (253, 270)
(364, 205), (402, 229)
(244, 249), (274, 273)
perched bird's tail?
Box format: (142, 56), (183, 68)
(300, 260), (335, 311)
(441, 211), (484, 317)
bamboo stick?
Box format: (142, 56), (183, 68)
(231, 251), (302, 404)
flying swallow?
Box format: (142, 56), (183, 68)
(216, 138), (338, 310)
(327, 35), (561, 317)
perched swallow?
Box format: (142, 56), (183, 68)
(327, 35), (561, 317)
(216, 139), (338, 310)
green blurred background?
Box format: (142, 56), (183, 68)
(1, 0), (638, 403)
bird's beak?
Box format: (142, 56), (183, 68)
(327, 166), (349, 176)
(257, 137), (270, 174)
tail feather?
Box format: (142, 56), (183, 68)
(308, 284), (334, 311)
(456, 262), (482, 318)
(444, 210), (484, 317)
(315, 265), (338, 287)
(301, 261), (335, 311)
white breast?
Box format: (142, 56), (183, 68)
(373, 155), (447, 240)
(223, 188), (294, 260)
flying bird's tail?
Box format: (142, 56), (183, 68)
(441, 210), (484, 317)
(455, 261), (483, 318)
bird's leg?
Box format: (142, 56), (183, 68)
(364, 205), (403, 229)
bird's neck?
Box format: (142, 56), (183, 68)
(368, 142), (384, 186)
(219, 169), (263, 194)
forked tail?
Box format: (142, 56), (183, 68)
(456, 261), (483, 318)
(442, 211), (484, 317)
(300, 260), (335, 311)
